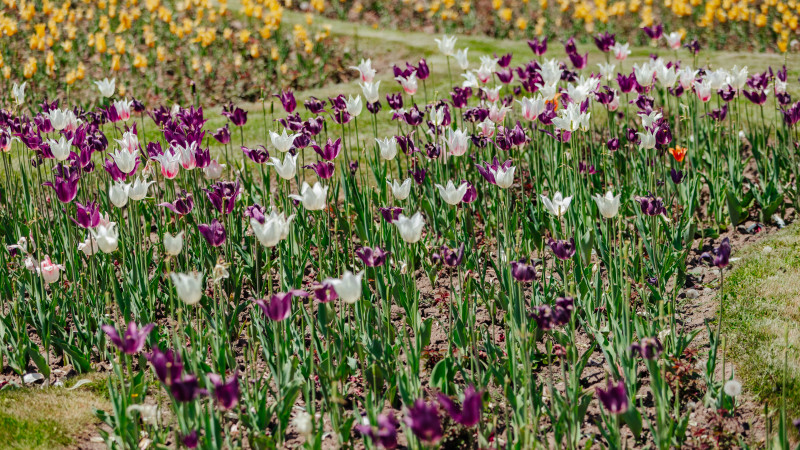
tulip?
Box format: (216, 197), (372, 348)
(95, 78), (116, 97)
(153, 149), (181, 179)
(255, 290), (309, 321)
(110, 147), (139, 175)
(597, 380), (629, 414)
(91, 223), (119, 253)
(540, 192), (572, 217)
(73, 201), (101, 228)
(454, 48), (469, 69)
(435, 34), (457, 56)
(511, 258), (536, 282)
(198, 220), (227, 247)
(12, 82), (26, 105)
(356, 246), (390, 267)
(346, 95), (363, 117)
(204, 160), (226, 179)
(636, 195), (667, 216)
(159, 191), (194, 216)
(592, 191), (622, 219)
(205, 181), (241, 215)
(251, 208), (295, 247)
(275, 90), (297, 114)
(289, 182), (328, 211)
(78, 234), (99, 256)
(630, 337), (663, 360)
(376, 137), (398, 160)
(128, 177), (154, 201)
(170, 271), (204, 305)
(360, 81), (381, 104)
(312, 282), (339, 303)
(665, 31), (682, 50)
(395, 73), (418, 96)
(147, 347), (184, 385)
(435, 181), (469, 206)
(394, 212), (425, 243)
(163, 231), (184, 256)
(39, 255), (64, 284)
(349, 58), (376, 83)
(548, 238), (576, 260)
(46, 136), (73, 161)
(702, 237), (731, 268)
(404, 399), (443, 444)
(112, 99), (133, 121)
(222, 104), (248, 127)
(610, 42), (631, 61)
(325, 270), (365, 304)
(47, 108), (79, 132)
(356, 413), (399, 449)
(445, 129), (470, 156)
(208, 373), (240, 410)
(102, 321), (154, 354)
(437, 385), (482, 427)
(270, 129), (300, 153)
(171, 375), (207, 402)
(267, 153), (298, 180)
(108, 180), (130, 208)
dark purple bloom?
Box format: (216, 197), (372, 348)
(255, 289), (309, 321)
(548, 238), (576, 261)
(702, 237), (731, 268)
(636, 194), (667, 216)
(159, 191), (194, 216)
(222, 104), (248, 127)
(305, 160), (335, 179)
(198, 219), (227, 247)
(404, 400), (442, 444)
(275, 90), (297, 113)
(496, 69), (514, 84)
(642, 23), (663, 40)
(73, 200), (100, 228)
(670, 168), (684, 184)
(367, 101), (382, 114)
(102, 321), (154, 354)
(205, 180), (241, 215)
(171, 374), (207, 402)
(461, 181), (477, 204)
(511, 258), (536, 282)
(357, 413), (399, 449)
(356, 246), (390, 267)
(743, 90), (767, 105)
(597, 380), (629, 414)
(312, 138), (342, 161)
(245, 204), (267, 224)
(43, 165), (80, 203)
(312, 282), (338, 303)
(594, 32), (616, 52)
(304, 97), (326, 114)
(440, 243), (465, 267)
(416, 58), (430, 80)
(147, 347), (183, 386)
(568, 52), (589, 70)
(386, 93), (404, 110)
(208, 373), (240, 410)
(437, 385), (482, 427)
(409, 167), (427, 185)
(607, 137), (620, 151)
(475, 157), (513, 185)
(212, 125), (231, 144)
(379, 207), (402, 223)
(242, 145), (269, 164)
(617, 73), (636, 94)
(630, 337), (663, 360)
(527, 37), (547, 56)
(182, 431), (199, 449)
(684, 39), (701, 55)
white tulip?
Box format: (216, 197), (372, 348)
(346, 95), (363, 117)
(446, 129), (470, 156)
(47, 108), (79, 132)
(490, 165), (516, 189)
(637, 130), (656, 150)
(163, 231), (184, 256)
(47, 136), (73, 161)
(95, 78), (116, 97)
(376, 137), (398, 160)
(389, 179), (412, 200)
(349, 59), (376, 83)
(204, 160), (225, 179)
(592, 191), (622, 219)
(109, 181), (131, 208)
(435, 34), (457, 56)
(111, 147), (138, 174)
(360, 81), (381, 104)
(128, 177), (154, 201)
(12, 82), (26, 105)
(325, 270), (364, 304)
(268, 153), (298, 180)
(251, 208), (295, 247)
(454, 48), (469, 70)
(289, 182), (328, 211)
(91, 223), (119, 253)
(394, 212), (425, 243)
(113, 99), (133, 121)
(170, 271), (204, 305)
(435, 181), (469, 206)
(541, 192), (573, 217)
(78, 234), (99, 256)
(270, 130), (301, 153)
(665, 31), (682, 49)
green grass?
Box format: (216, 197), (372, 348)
(0, 413), (72, 449)
(723, 225), (800, 418)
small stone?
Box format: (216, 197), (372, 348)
(685, 289), (700, 299)
(22, 373), (44, 384)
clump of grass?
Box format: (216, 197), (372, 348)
(724, 225), (800, 418)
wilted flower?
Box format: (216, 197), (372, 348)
(597, 380), (629, 414)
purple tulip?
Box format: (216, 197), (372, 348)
(205, 180), (241, 215)
(511, 258), (536, 282)
(404, 399), (442, 444)
(312, 138), (342, 161)
(356, 413), (399, 449)
(702, 237), (731, 268)
(409, 167), (427, 185)
(642, 23), (663, 40)
(212, 126), (231, 144)
(275, 90), (297, 114)
(208, 372), (240, 410)
(222, 104), (248, 127)
(171, 374), (207, 402)
(670, 168), (684, 184)
(159, 190), (194, 216)
(304, 97), (327, 114)
(73, 200), (100, 228)
(182, 431), (199, 449)
(312, 282), (338, 303)
(527, 37), (547, 56)
(386, 93), (403, 110)
(548, 238), (576, 261)
(245, 204), (267, 224)
(597, 379), (629, 414)
(242, 145), (270, 164)
(102, 321), (154, 354)
(630, 337), (663, 360)
(147, 347), (184, 386)
(305, 160), (336, 179)
(594, 32), (616, 52)
(475, 157), (513, 185)
(496, 69), (514, 84)
(617, 73), (636, 93)
(743, 90), (767, 105)
(439, 243), (465, 267)
(636, 194), (667, 216)
(198, 219), (227, 247)
(437, 385), (482, 427)
(378, 207), (402, 223)
(356, 246), (390, 267)
(607, 137), (620, 151)
(367, 101), (382, 114)
(255, 290), (308, 321)
(461, 181), (477, 203)
(416, 58), (430, 80)
(684, 39), (701, 54)
(43, 165), (80, 203)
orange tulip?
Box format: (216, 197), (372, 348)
(669, 146), (687, 162)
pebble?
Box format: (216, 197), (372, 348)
(22, 373), (44, 384)
(685, 289), (700, 299)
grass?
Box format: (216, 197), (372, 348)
(724, 225), (800, 418)
(0, 374), (108, 449)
